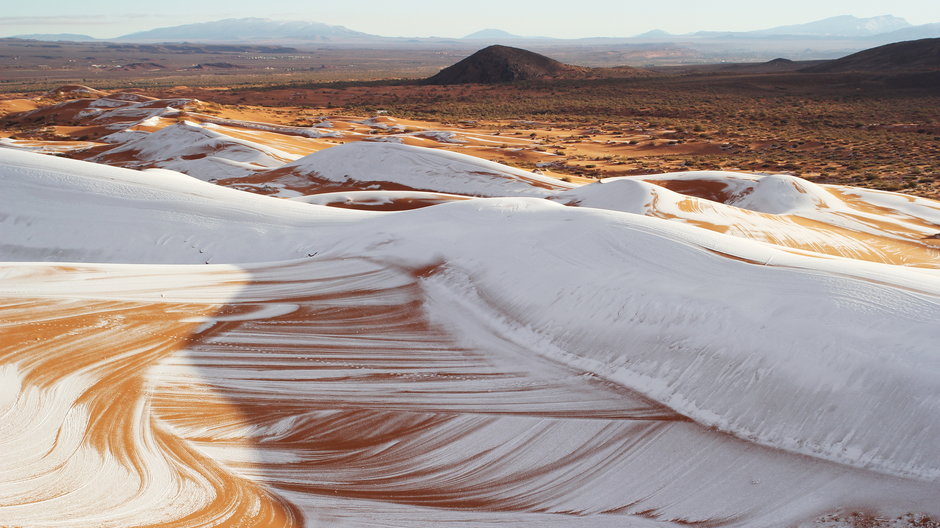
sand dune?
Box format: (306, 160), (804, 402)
(2, 89), (940, 528)
(261, 141), (575, 197)
(85, 121), (303, 181)
(553, 174), (940, 267)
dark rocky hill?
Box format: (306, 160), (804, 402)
(803, 38), (940, 73)
(423, 45), (588, 85)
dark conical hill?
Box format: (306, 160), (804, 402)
(423, 45), (587, 85)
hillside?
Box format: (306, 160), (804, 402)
(804, 37), (940, 72)
(422, 45), (651, 85)
(423, 45), (588, 84)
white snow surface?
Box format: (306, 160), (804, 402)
(602, 172), (940, 245)
(89, 121), (300, 180)
(291, 189), (470, 206)
(0, 138), (99, 154)
(275, 141), (577, 197)
(842, 186), (940, 226)
(638, 170), (849, 214)
(0, 148), (361, 264)
(193, 114), (342, 138)
(551, 176), (661, 213)
(76, 97), (191, 125)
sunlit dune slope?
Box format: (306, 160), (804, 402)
(260, 141), (575, 197)
(85, 121), (304, 180)
(553, 172), (940, 267)
(2, 90), (940, 528)
(0, 148), (364, 264)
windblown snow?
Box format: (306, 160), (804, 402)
(2, 91), (940, 528)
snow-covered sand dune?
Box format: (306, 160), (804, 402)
(85, 121), (305, 181)
(554, 173), (940, 267)
(262, 141), (576, 197)
(2, 115), (940, 528)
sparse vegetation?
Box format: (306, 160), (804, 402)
(2, 40), (938, 199)
(305, 74), (938, 198)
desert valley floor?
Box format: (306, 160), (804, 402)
(1, 87), (939, 527)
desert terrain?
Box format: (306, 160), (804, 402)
(1, 38), (939, 528)
(2, 41), (938, 199)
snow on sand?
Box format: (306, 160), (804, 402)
(1, 136), (939, 528)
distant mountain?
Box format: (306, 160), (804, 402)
(464, 29), (523, 39)
(117, 17), (377, 43)
(11, 33), (96, 42)
(802, 37), (940, 72)
(869, 23), (940, 43)
(627, 15), (920, 42)
(424, 45), (586, 84)
(634, 29), (673, 39)
(749, 15), (910, 37)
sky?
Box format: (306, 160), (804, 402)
(2, 0), (940, 39)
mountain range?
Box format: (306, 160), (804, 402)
(641, 15), (940, 43)
(750, 14), (909, 36)
(10, 33), (98, 41)
(116, 17), (375, 43)
(9, 15), (940, 44)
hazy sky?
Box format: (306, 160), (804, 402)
(2, 0), (940, 39)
